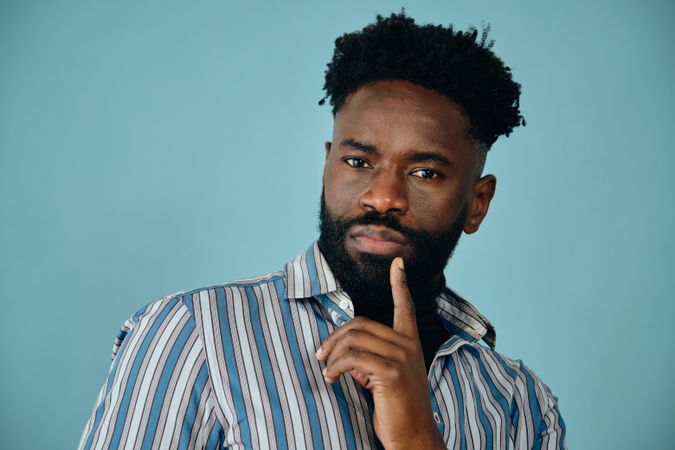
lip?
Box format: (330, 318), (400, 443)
(347, 225), (409, 256)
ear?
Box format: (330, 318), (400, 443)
(463, 174), (496, 234)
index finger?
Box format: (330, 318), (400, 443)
(390, 257), (418, 338)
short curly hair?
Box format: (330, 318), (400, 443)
(320, 11), (525, 149)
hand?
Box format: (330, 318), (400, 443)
(315, 257), (445, 450)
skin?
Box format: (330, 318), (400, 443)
(316, 80), (497, 449)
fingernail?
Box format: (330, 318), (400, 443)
(397, 257), (404, 271)
(322, 368), (333, 384)
(315, 347), (323, 358)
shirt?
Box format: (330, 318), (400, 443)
(79, 242), (566, 450)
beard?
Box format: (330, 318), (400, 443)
(317, 193), (468, 320)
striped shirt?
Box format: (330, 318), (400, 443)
(79, 242), (566, 450)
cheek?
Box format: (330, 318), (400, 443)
(324, 171), (358, 214)
(325, 186), (357, 217)
(324, 162), (368, 209)
(408, 190), (461, 231)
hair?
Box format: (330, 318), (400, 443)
(320, 11), (525, 150)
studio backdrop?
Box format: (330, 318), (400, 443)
(1, 1), (673, 449)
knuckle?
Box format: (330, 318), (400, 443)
(383, 361), (402, 381)
(344, 328), (359, 341)
(351, 316), (367, 326)
(346, 348), (359, 361)
(331, 339), (348, 357)
(392, 347), (407, 362)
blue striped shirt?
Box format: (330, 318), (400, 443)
(79, 242), (566, 449)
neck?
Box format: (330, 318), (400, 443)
(353, 272), (449, 371)
(353, 272), (446, 327)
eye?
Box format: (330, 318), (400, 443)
(344, 158), (372, 169)
(411, 168), (440, 180)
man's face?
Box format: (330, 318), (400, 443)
(319, 80), (495, 307)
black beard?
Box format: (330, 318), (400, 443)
(317, 194), (468, 323)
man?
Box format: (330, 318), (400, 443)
(79, 12), (566, 450)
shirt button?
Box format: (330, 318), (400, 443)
(339, 299), (350, 310)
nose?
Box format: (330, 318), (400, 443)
(359, 170), (409, 215)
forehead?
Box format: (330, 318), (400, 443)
(333, 80), (473, 151)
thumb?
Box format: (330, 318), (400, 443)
(390, 257), (418, 338)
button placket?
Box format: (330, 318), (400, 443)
(335, 292), (353, 313)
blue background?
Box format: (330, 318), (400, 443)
(1, 1), (673, 448)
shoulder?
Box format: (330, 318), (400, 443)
(114, 271), (287, 357)
(461, 340), (560, 407)
(147, 271), (287, 313)
(456, 340), (565, 438)
(176, 270), (288, 313)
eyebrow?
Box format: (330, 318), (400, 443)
(407, 151), (451, 166)
(341, 139), (376, 154)
(340, 138), (451, 166)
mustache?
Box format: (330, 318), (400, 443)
(338, 211), (413, 239)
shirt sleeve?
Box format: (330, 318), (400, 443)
(78, 296), (226, 450)
(511, 360), (567, 450)
(536, 397), (566, 450)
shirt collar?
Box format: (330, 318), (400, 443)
(284, 241), (496, 349)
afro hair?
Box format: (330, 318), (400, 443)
(320, 11), (525, 149)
